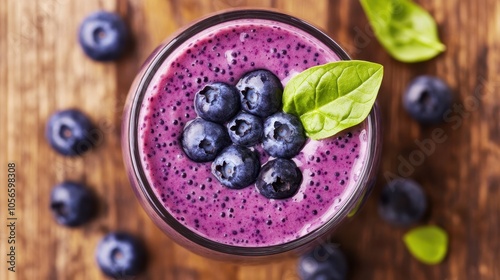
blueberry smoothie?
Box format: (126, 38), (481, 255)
(122, 10), (380, 260)
(134, 15), (371, 248)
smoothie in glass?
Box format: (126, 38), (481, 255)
(122, 9), (380, 258)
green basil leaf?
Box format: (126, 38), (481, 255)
(360, 0), (446, 63)
(282, 60), (383, 140)
(403, 225), (448, 265)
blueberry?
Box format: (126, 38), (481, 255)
(50, 181), (97, 227)
(403, 75), (453, 124)
(194, 82), (240, 123)
(298, 243), (348, 280)
(236, 69), (283, 117)
(181, 118), (231, 162)
(45, 109), (98, 156)
(378, 178), (427, 226)
(211, 145), (260, 189)
(256, 159), (302, 199)
(78, 11), (129, 61)
(227, 112), (264, 146)
(95, 232), (147, 278)
(262, 112), (306, 158)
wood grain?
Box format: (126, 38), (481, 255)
(1, 0), (499, 279)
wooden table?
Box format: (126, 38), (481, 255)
(1, 0), (499, 279)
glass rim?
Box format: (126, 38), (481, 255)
(126, 8), (381, 256)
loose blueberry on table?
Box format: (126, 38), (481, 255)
(95, 232), (147, 278)
(45, 109), (97, 156)
(378, 178), (427, 226)
(298, 243), (349, 280)
(403, 75), (453, 124)
(50, 181), (97, 227)
(78, 10), (129, 61)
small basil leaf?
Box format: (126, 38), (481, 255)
(282, 60), (383, 140)
(360, 0), (446, 63)
(403, 225), (448, 265)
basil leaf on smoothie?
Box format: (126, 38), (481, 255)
(403, 225), (448, 264)
(360, 0), (446, 63)
(282, 60), (383, 140)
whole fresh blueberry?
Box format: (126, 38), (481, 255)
(298, 243), (348, 280)
(236, 69), (283, 117)
(378, 178), (427, 226)
(256, 159), (302, 199)
(403, 75), (453, 124)
(227, 112), (264, 146)
(45, 109), (98, 156)
(95, 232), (147, 278)
(181, 118), (231, 162)
(78, 11), (129, 61)
(211, 145), (260, 189)
(50, 181), (97, 227)
(194, 82), (240, 123)
(262, 112), (306, 158)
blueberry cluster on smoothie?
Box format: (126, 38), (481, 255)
(139, 20), (369, 246)
(182, 69), (305, 198)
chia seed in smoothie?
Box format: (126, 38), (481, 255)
(138, 19), (369, 247)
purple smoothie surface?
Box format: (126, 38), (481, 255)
(138, 19), (369, 247)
